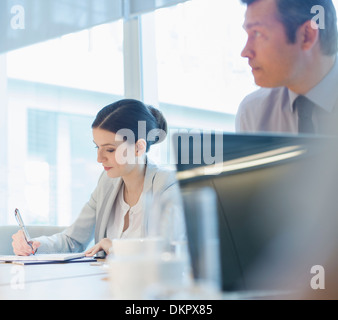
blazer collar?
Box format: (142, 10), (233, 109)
(95, 157), (159, 243)
(143, 157), (158, 194)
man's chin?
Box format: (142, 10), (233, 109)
(254, 78), (279, 88)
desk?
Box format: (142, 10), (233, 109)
(0, 261), (290, 300)
(0, 261), (113, 300)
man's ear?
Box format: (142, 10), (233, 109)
(135, 139), (147, 157)
(299, 20), (320, 51)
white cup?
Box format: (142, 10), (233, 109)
(108, 252), (187, 300)
(110, 237), (164, 257)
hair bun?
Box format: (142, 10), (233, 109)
(147, 105), (168, 134)
(147, 105), (168, 145)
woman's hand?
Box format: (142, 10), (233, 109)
(12, 230), (40, 256)
(85, 238), (112, 257)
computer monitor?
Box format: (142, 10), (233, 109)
(174, 132), (328, 292)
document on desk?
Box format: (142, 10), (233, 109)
(0, 253), (94, 264)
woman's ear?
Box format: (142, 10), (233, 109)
(135, 139), (147, 157)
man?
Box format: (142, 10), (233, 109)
(236, 0), (338, 134)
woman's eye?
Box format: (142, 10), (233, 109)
(107, 149), (115, 153)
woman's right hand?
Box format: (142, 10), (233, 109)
(12, 230), (41, 256)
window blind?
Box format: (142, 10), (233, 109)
(0, 0), (191, 54)
(125, 0), (191, 19)
(0, 0), (123, 53)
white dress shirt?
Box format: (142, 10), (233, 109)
(106, 183), (144, 239)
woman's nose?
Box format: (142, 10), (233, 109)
(97, 150), (106, 163)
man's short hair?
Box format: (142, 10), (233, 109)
(241, 0), (338, 56)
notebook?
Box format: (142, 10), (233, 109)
(0, 253), (91, 264)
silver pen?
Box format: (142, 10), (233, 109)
(14, 208), (37, 255)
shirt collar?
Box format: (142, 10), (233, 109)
(118, 182), (144, 213)
(288, 55), (338, 113)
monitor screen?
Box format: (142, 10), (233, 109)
(174, 132), (329, 292)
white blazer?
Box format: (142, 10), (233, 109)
(35, 160), (184, 255)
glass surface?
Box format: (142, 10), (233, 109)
(3, 20), (123, 225)
(154, 0), (258, 115)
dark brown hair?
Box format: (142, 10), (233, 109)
(92, 99), (167, 152)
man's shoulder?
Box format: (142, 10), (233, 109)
(236, 87), (289, 132)
(239, 87), (287, 110)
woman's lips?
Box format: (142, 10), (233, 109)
(104, 167), (113, 171)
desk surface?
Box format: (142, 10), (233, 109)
(0, 261), (112, 300)
(0, 261), (291, 300)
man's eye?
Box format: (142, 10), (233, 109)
(254, 30), (263, 37)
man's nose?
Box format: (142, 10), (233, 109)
(241, 39), (254, 59)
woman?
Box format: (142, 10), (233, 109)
(12, 99), (183, 257)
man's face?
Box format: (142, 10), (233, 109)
(241, 0), (303, 88)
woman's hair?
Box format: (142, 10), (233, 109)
(241, 0), (338, 56)
(92, 99), (168, 152)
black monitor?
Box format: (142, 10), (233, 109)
(174, 132), (329, 292)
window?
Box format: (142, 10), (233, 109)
(3, 20), (124, 225)
(151, 0), (257, 132)
(25, 110), (99, 225)
(7, 22), (124, 95)
(140, 0), (256, 165)
(156, 0), (253, 112)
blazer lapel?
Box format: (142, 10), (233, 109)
(142, 159), (159, 236)
(95, 159), (159, 242)
(143, 158), (157, 194)
(95, 177), (123, 243)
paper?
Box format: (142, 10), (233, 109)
(0, 252), (86, 262)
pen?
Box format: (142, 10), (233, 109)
(14, 208), (37, 255)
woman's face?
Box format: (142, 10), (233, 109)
(92, 128), (139, 179)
